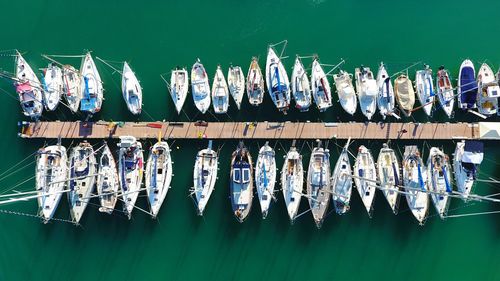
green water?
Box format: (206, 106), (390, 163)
(1, 0), (500, 280)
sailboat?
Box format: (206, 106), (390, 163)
(170, 67), (189, 114)
(230, 142), (254, 223)
(265, 46), (290, 112)
(96, 143), (119, 214)
(353, 145), (377, 217)
(311, 58), (333, 112)
(307, 142), (330, 228)
(192, 140), (218, 216)
(68, 141), (97, 224)
(118, 136), (144, 219)
(211, 65), (229, 114)
(227, 65), (245, 109)
(281, 144), (303, 224)
(15, 51), (43, 119)
(80, 52), (103, 115)
(436, 66), (455, 118)
(415, 66), (434, 116)
(331, 140), (352, 215)
(377, 143), (400, 214)
(121, 62), (142, 115)
(376, 63), (395, 119)
(333, 70), (357, 115)
(476, 63), (499, 116)
(291, 56), (312, 111)
(394, 74), (415, 117)
(62, 65), (82, 113)
(355, 66), (377, 120)
(145, 141), (173, 219)
(427, 147), (452, 219)
(255, 142), (276, 219)
(458, 59), (477, 110)
(42, 63), (63, 111)
(453, 140), (483, 200)
(402, 145), (429, 224)
(191, 59), (211, 114)
(35, 145), (67, 223)
(246, 57), (265, 106)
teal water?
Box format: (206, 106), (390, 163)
(1, 0), (500, 280)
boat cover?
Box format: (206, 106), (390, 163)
(80, 76), (96, 111)
(460, 66), (478, 107)
(462, 141), (484, 164)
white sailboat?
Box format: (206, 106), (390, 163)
(211, 66), (229, 114)
(427, 147), (452, 219)
(121, 62), (142, 115)
(246, 57), (265, 106)
(170, 67), (189, 114)
(96, 144), (119, 214)
(68, 142), (97, 224)
(145, 141), (173, 219)
(377, 143), (400, 214)
(230, 142), (253, 223)
(281, 145), (303, 224)
(415, 66), (434, 116)
(355, 66), (377, 120)
(333, 70), (357, 115)
(453, 140), (483, 200)
(227, 65), (245, 109)
(15, 51), (43, 119)
(331, 140), (352, 215)
(118, 136), (144, 219)
(191, 59), (211, 114)
(80, 52), (103, 114)
(35, 145), (67, 223)
(353, 145), (377, 217)
(403, 146), (429, 224)
(376, 62), (395, 119)
(42, 63), (63, 111)
(476, 63), (499, 116)
(62, 65), (82, 113)
(291, 57), (312, 111)
(307, 142), (330, 229)
(192, 141), (218, 216)
(255, 142), (276, 219)
(311, 58), (333, 112)
(436, 66), (454, 118)
(265, 46), (290, 112)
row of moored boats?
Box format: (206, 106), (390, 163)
(35, 138), (483, 226)
(10, 47), (500, 120)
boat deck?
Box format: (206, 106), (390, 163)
(18, 121), (480, 140)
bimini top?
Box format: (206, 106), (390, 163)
(463, 141), (484, 164)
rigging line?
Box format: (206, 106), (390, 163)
(0, 146), (46, 180)
(445, 209), (500, 219)
(87, 201), (127, 215)
(142, 108), (156, 122)
(0, 159), (36, 184)
(95, 57), (123, 75)
(181, 108), (191, 121)
(0, 209), (75, 224)
(206, 109), (220, 122)
(0, 175), (36, 196)
(43, 54), (85, 58)
(390, 61), (423, 78)
(118, 198), (151, 217)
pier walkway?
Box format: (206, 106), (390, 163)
(18, 121), (486, 140)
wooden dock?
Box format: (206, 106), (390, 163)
(18, 121), (480, 140)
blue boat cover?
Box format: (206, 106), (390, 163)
(460, 67), (478, 108)
(262, 163), (268, 188)
(442, 165), (452, 193)
(417, 161), (426, 191)
(464, 141), (483, 153)
(80, 76), (96, 112)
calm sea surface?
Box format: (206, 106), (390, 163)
(1, 0), (500, 280)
